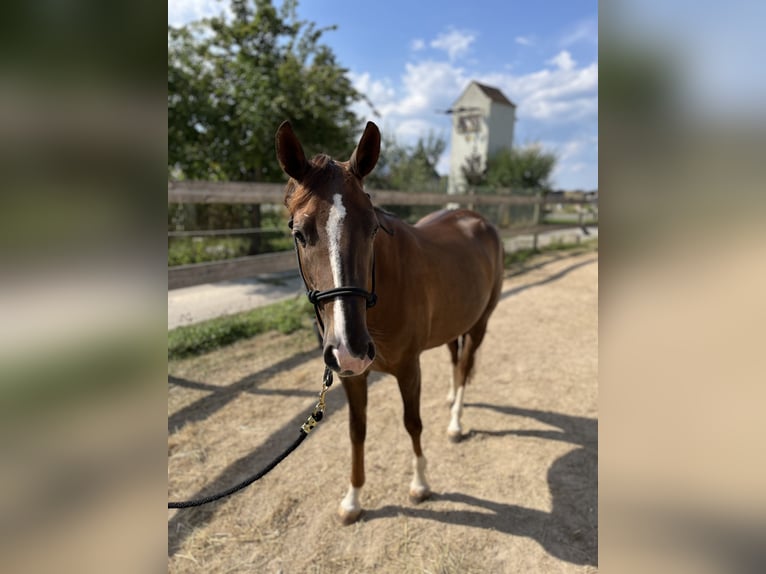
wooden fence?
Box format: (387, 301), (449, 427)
(168, 181), (597, 289)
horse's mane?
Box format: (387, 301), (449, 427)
(284, 154), (357, 211)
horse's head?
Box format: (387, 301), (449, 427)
(276, 121), (388, 377)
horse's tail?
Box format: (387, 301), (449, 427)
(487, 221), (505, 315)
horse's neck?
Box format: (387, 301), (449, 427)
(373, 217), (422, 286)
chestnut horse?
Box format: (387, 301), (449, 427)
(276, 121), (504, 524)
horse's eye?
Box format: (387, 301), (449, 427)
(287, 218), (294, 230)
(372, 225), (380, 237)
(293, 229), (306, 246)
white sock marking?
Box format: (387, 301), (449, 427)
(327, 194), (348, 346)
(448, 385), (465, 435)
(410, 455), (429, 495)
(340, 485), (361, 514)
(448, 373), (459, 403)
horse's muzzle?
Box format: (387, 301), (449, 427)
(324, 341), (375, 376)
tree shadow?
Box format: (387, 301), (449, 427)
(364, 404), (598, 566)
(168, 372), (387, 557)
(168, 348), (318, 435)
(500, 257), (597, 301)
(503, 248), (593, 280)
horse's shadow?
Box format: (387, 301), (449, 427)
(363, 403), (598, 566)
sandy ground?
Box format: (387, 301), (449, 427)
(168, 248), (598, 573)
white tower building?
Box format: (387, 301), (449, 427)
(448, 81), (516, 194)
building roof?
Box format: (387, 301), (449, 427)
(473, 82), (516, 107)
(450, 81), (516, 110)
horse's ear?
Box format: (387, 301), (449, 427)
(275, 121), (309, 181)
(349, 121), (380, 179)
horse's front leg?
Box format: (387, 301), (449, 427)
(338, 373), (368, 525)
(395, 359), (432, 503)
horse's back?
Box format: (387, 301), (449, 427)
(410, 209), (504, 347)
(415, 209), (502, 270)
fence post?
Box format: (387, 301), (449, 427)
(532, 189), (544, 251)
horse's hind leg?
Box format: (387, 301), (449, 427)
(447, 321), (489, 442)
(395, 359), (431, 503)
(446, 338), (461, 403)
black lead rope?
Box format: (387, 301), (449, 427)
(168, 368), (333, 509)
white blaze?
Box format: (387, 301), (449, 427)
(327, 194), (348, 345)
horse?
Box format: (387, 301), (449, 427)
(276, 120), (504, 524)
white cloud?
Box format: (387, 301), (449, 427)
(480, 58), (597, 123)
(547, 50), (576, 71)
(561, 18), (598, 47)
(430, 28), (476, 61)
(411, 38), (425, 51)
(515, 36), (534, 47)
(168, 0), (230, 27)
(348, 72), (398, 120)
(396, 118), (443, 141)
(548, 135), (598, 189)
(398, 61), (467, 115)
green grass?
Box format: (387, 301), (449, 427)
(542, 216), (599, 226)
(168, 236), (294, 266)
(504, 236), (598, 268)
(168, 296), (314, 359)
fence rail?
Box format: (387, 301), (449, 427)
(168, 181), (596, 207)
(168, 251), (297, 290)
(168, 181), (597, 290)
(168, 227), (284, 238)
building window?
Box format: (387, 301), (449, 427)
(457, 114), (481, 134)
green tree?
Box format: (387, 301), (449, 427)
(482, 145), (557, 227)
(168, 0), (364, 253)
(367, 132), (446, 191)
(460, 152), (487, 187)
(485, 145), (557, 193)
(365, 132), (447, 221)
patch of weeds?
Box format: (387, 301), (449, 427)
(168, 296), (314, 359)
(504, 237), (598, 269)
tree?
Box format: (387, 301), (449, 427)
(482, 144), (557, 227)
(460, 152), (486, 187)
(367, 132), (446, 192)
(168, 0), (364, 253)
(365, 132), (447, 221)
(485, 145), (557, 193)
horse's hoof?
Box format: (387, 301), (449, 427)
(337, 506), (363, 525)
(409, 487), (432, 504)
(447, 430), (463, 443)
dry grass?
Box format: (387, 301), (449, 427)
(168, 250), (598, 573)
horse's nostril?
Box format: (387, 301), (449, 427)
(323, 345), (339, 371)
(367, 342), (376, 361)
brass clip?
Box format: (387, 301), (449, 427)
(300, 374), (332, 435)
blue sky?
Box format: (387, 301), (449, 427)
(169, 0), (598, 190)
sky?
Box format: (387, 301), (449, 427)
(169, 0), (598, 190)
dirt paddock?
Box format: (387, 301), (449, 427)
(168, 248), (598, 573)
